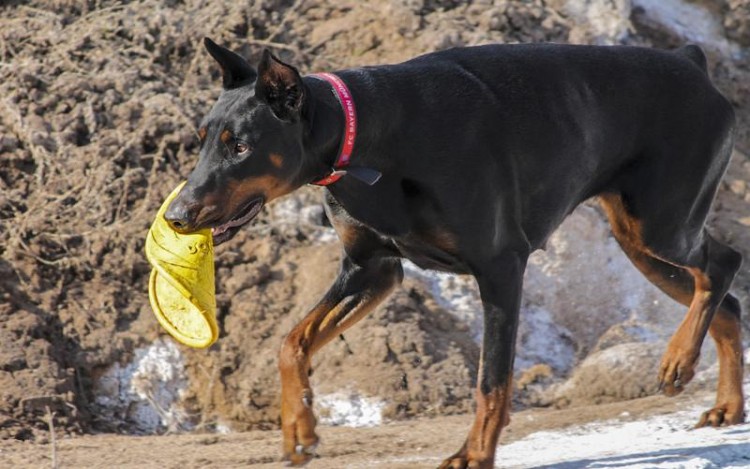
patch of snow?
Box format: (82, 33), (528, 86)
(404, 205), (687, 377)
(515, 305), (577, 373)
(402, 260), (483, 342)
(214, 421), (232, 434)
(310, 226), (338, 244)
(563, 0), (633, 44)
(633, 0), (741, 57)
(316, 392), (385, 428)
(357, 390), (750, 468)
(524, 205), (685, 359)
(270, 196), (338, 243)
(403, 259), (577, 374)
(93, 338), (190, 433)
(497, 406), (750, 468)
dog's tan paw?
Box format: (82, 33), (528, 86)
(438, 448), (494, 469)
(695, 403), (746, 428)
(657, 346), (698, 397)
(282, 440), (319, 467)
(281, 390), (319, 466)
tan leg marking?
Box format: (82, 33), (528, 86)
(697, 307), (745, 427)
(439, 381), (512, 469)
(280, 284), (396, 466)
(659, 269), (712, 396)
(599, 194), (743, 413)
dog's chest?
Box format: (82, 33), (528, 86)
(390, 231), (470, 274)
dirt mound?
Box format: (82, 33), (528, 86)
(1, 0), (749, 441)
(174, 237), (480, 433)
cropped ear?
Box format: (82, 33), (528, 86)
(204, 37), (257, 89)
(255, 49), (305, 122)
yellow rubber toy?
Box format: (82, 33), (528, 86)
(145, 182), (218, 348)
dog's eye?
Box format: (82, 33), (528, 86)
(234, 142), (250, 154)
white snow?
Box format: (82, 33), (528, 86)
(402, 260), (484, 342)
(562, 0), (633, 44)
(497, 406), (750, 468)
(269, 196), (338, 243)
(402, 260), (577, 374)
(633, 0), (741, 57)
(361, 387), (750, 468)
(93, 338), (191, 433)
(402, 205), (683, 377)
(514, 305), (577, 374)
(316, 392), (386, 427)
(501, 368), (750, 468)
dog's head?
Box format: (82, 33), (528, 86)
(164, 38), (312, 245)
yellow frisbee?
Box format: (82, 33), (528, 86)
(145, 182), (218, 348)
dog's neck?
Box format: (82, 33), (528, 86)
(301, 73), (383, 188)
(302, 76), (348, 184)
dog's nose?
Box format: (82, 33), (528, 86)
(164, 200), (194, 232)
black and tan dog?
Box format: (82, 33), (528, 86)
(165, 38), (743, 468)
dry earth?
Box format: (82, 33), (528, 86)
(1, 388), (709, 468)
(1, 0), (749, 465)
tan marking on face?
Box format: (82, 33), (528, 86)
(220, 129), (233, 143)
(224, 175), (293, 217)
(198, 127), (207, 141)
(270, 153), (284, 168)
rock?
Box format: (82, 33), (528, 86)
(729, 179), (747, 196)
(552, 342), (664, 407)
(554, 0), (632, 44)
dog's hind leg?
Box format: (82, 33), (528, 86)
(699, 293), (745, 426)
(440, 247), (529, 469)
(600, 193), (744, 427)
(278, 216), (402, 465)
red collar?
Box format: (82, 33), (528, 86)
(310, 72), (357, 186)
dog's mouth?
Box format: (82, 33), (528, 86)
(211, 197), (264, 246)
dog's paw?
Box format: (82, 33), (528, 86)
(657, 346), (698, 397)
(438, 449), (493, 469)
(695, 403), (746, 428)
(282, 440), (319, 467)
(282, 433), (319, 467)
(281, 390), (319, 467)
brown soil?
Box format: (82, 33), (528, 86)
(1, 0), (749, 450)
(0, 388), (707, 469)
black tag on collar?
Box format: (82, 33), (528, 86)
(344, 166), (382, 185)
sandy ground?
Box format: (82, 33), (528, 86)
(2, 1), (750, 466)
(1, 390), (717, 469)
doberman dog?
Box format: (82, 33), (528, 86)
(164, 38), (743, 468)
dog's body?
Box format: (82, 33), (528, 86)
(166, 42), (743, 468)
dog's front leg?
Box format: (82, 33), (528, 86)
(279, 256), (402, 466)
(440, 249), (527, 469)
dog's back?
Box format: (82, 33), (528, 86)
(338, 43), (734, 247)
